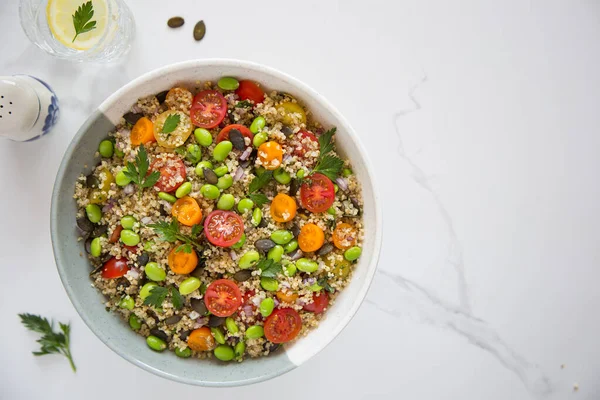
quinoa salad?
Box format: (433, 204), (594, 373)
(74, 77), (364, 362)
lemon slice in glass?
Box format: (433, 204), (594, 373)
(46, 0), (108, 51)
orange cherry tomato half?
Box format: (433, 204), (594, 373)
(332, 222), (358, 250)
(190, 90), (227, 129)
(204, 279), (242, 317)
(216, 124), (254, 144)
(300, 173), (335, 213)
(130, 117), (156, 146)
(168, 246), (198, 275)
(298, 223), (325, 253)
(302, 292), (329, 314)
(257, 141), (283, 170)
(235, 80), (265, 104)
(292, 130), (319, 158)
(150, 156), (187, 193)
(276, 290), (299, 304)
(187, 327), (216, 352)
(101, 257), (129, 279)
(171, 196), (203, 226)
(264, 308), (303, 344)
(270, 193), (297, 223)
(204, 210), (245, 247)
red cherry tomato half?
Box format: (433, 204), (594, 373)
(216, 124), (254, 144)
(264, 308), (303, 343)
(300, 173), (335, 213)
(190, 90), (227, 128)
(204, 210), (245, 247)
(150, 156), (187, 193)
(302, 292), (329, 314)
(204, 279), (242, 317)
(101, 257), (129, 279)
(292, 130), (319, 158)
(235, 80), (265, 104)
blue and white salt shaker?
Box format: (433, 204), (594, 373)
(0, 75), (59, 142)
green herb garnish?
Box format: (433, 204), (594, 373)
(72, 1), (96, 43)
(148, 219), (202, 252)
(143, 285), (184, 310)
(249, 170), (273, 193)
(248, 193), (269, 207)
(317, 278), (335, 294)
(19, 314), (76, 372)
(123, 144), (161, 195)
(257, 258), (282, 278)
(312, 128), (344, 181)
(235, 100), (253, 108)
(170, 287), (184, 309)
(162, 113), (181, 134)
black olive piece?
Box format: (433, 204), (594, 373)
(150, 328), (169, 342)
(290, 224), (301, 238)
(208, 315), (225, 327)
(77, 216), (94, 233)
(289, 179), (300, 196)
(86, 174), (100, 188)
(281, 126), (293, 137)
(137, 252), (150, 267)
(91, 224), (108, 237)
(84, 238), (93, 254)
(155, 91), (168, 104)
(178, 330), (191, 341)
(123, 112), (144, 125)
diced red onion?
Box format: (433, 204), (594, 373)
(102, 200), (115, 213)
(283, 154), (292, 163)
(230, 250), (239, 261)
(303, 277), (316, 285)
(290, 249), (304, 261)
(193, 316), (209, 328)
(273, 299), (280, 307)
(123, 184), (135, 195)
(296, 299), (306, 306)
(188, 311), (200, 320)
(160, 201), (172, 213)
(117, 128), (130, 137)
(280, 281), (291, 289)
(335, 177), (349, 192)
(141, 216), (152, 224)
(233, 166), (245, 182)
(251, 296), (262, 307)
(242, 305), (254, 316)
(239, 147), (253, 161)
(126, 268), (140, 279)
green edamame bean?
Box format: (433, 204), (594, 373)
(158, 192), (177, 203)
(211, 327), (226, 345)
(213, 141), (233, 161)
(146, 335), (167, 352)
(344, 246), (362, 261)
(296, 169), (305, 179)
(234, 341), (246, 358)
(267, 245), (284, 262)
(231, 233), (246, 249)
(309, 283), (323, 292)
(90, 237), (102, 257)
(237, 198), (254, 214)
(239, 250), (260, 269)
(214, 344), (235, 361)
(98, 140), (114, 158)
(115, 169), (131, 186)
(121, 215), (137, 230)
(140, 282), (158, 300)
(129, 314), (142, 330)
(284, 239), (298, 254)
(194, 128), (213, 147)
(225, 317), (239, 334)
(85, 204), (102, 223)
(120, 229), (140, 246)
(273, 168), (291, 184)
(195, 161), (213, 177)
(271, 230), (293, 245)
(327, 207), (336, 216)
(260, 277), (279, 291)
(334, 184), (339, 193)
(251, 208), (262, 227)
(218, 76), (240, 91)
(175, 347), (192, 358)
(201, 184), (220, 200)
(296, 258), (318, 273)
(114, 147), (124, 158)
(259, 298), (275, 317)
(119, 295), (134, 310)
(176, 182), (192, 198)
(144, 262), (166, 282)
(253, 131), (268, 147)
(245, 325), (264, 339)
(186, 144), (202, 164)
(284, 263), (297, 277)
(217, 174), (233, 190)
(179, 277), (201, 295)
(250, 116), (266, 133)
(342, 168), (353, 177)
(214, 165), (229, 177)
(217, 194), (235, 210)
(143, 241), (156, 252)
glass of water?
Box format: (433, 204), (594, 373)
(19, 0), (135, 63)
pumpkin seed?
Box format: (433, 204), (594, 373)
(281, 126), (293, 137)
(255, 239), (276, 252)
(123, 112), (144, 125)
(167, 17), (185, 28)
(190, 298), (208, 315)
(150, 328), (169, 342)
(164, 315), (182, 325)
(317, 243), (334, 256)
(193, 20), (206, 41)
(229, 129), (245, 151)
(203, 168), (218, 184)
(208, 315), (225, 327)
(233, 270), (253, 282)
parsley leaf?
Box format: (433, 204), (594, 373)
(313, 154), (344, 181)
(317, 278), (335, 294)
(162, 113), (181, 134)
(191, 224), (203, 237)
(143, 286), (169, 308)
(317, 128), (336, 156)
(248, 193), (269, 207)
(257, 258), (282, 278)
(235, 100), (253, 108)
(249, 170), (273, 193)
(148, 219), (203, 252)
(177, 243), (192, 253)
(71, 1), (96, 43)
(19, 313), (77, 372)
(123, 144), (161, 193)
(170, 287), (184, 309)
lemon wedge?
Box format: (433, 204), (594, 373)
(46, 0), (108, 51)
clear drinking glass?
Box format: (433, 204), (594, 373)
(19, 0), (135, 63)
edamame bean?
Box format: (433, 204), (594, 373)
(245, 325), (264, 339)
(129, 314), (142, 330)
(239, 250), (260, 269)
(119, 295), (134, 310)
(115, 169), (131, 186)
(90, 237), (102, 257)
(211, 327), (226, 344)
(309, 283), (323, 292)
(98, 140), (114, 158)
(344, 246), (362, 261)
(250, 116), (266, 133)
(234, 341), (246, 358)
(214, 165), (229, 177)
(237, 198), (254, 214)
(334, 184), (339, 193)
(121, 215), (137, 230)
(175, 347), (192, 358)
(267, 245), (284, 262)
(140, 282), (158, 300)
(296, 169), (305, 179)
(327, 207), (336, 216)
(158, 192), (177, 203)
(273, 168), (291, 184)
(251, 208), (262, 227)
(186, 144), (202, 164)
(114, 147), (124, 158)
(284, 263), (297, 277)
(85, 204), (102, 223)
(143, 241), (156, 252)
(253, 131), (268, 147)
(145, 262), (166, 282)
(213, 141), (232, 161)
(271, 230), (293, 245)
(214, 344), (235, 361)
(195, 161), (213, 177)
(342, 168), (353, 177)
(284, 239), (298, 254)
(217, 194), (235, 210)
(218, 76), (240, 91)
(146, 335), (167, 352)
(296, 258), (319, 273)
(176, 182), (192, 198)
(260, 298), (275, 317)
(225, 317), (239, 334)
(260, 277), (279, 291)
(194, 128), (213, 147)
(179, 277), (201, 295)
(231, 233), (246, 249)
(217, 174), (233, 190)
(201, 184), (220, 200)
(120, 229), (140, 246)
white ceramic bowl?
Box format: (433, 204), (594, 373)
(51, 59), (382, 386)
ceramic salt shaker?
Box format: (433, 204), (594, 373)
(0, 75), (59, 142)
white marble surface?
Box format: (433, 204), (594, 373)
(1, 0), (599, 398)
